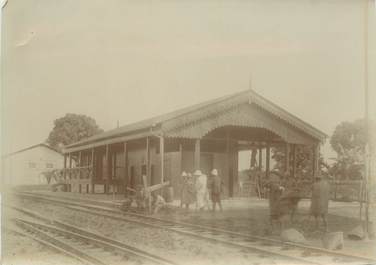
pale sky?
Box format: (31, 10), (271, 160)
(1, 0), (375, 163)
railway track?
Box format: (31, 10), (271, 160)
(10, 206), (178, 265)
(4, 227), (89, 265)
(14, 191), (376, 265)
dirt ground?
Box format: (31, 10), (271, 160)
(3, 191), (376, 264)
(163, 199), (376, 259)
(2, 228), (84, 265)
(3, 197), (292, 265)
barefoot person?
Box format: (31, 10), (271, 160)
(310, 175), (330, 231)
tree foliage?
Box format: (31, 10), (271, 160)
(47, 113), (103, 150)
(330, 119), (367, 157)
(329, 119), (371, 180)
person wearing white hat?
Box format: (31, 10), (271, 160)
(180, 171), (196, 209)
(194, 170), (209, 211)
(210, 168), (223, 211)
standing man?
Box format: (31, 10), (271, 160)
(210, 169), (223, 212)
(180, 171), (196, 209)
(310, 175), (330, 231)
(266, 171), (284, 229)
(194, 170), (209, 211)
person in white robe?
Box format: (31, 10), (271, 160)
(194, 170), (210, 211)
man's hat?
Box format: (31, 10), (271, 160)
(211, 169), (218, 176)
(181, 171), (187, 177)
(193, 170), (202, 176)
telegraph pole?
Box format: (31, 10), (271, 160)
(363, 0), (371, 238)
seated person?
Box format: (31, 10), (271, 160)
(152, 193), (167, 214)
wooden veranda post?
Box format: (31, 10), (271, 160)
(146, 137), (150, 186)
(78, 151), (82, 179)
(123, 142), (128, 196)
(105, 144), (109, 194)
(68, 153), (72, 179)
(225, 130), (234, 197)
(63, 154), (67, 180)
(194, 139), (200, 170)
(179, 143), (183, 176)
(258, 147), (263, 170)
(68, 153), (72, 192)
(285, 143), (290, 176)
(312, 144), (320, 178)
(292, 145), (297, 179)
(160, 136), (165, 183)
(112, 150), (116, 199)
(266, 145), (270, 178)
(91, 148), (95, 193)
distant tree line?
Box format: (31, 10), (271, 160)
(271, 118), (372, 181)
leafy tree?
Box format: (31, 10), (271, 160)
(329, 119), (369, 180)
(47, 113), (103, 151)
(330, 119), (367, 157)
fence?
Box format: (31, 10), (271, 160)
(238, 179), (363, 202)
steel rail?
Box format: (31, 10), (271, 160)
(4, 227), (93, 265)
(12, 219), (106, 265)
(14, 191), (376, 265)
(10, 206), (178, 265)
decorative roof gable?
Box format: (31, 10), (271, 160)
(65, 89), (326, 151)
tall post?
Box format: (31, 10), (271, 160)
(312, 144), (320, 178)
(105, 144), (109, 194)
(292, 145), (297, 178)
(285, 143), (290, 176)
(146, 137), (150, 187)
(91, 148), (95, 173)
(78, 151), (82, 179)
(363, 0), (371, 238)
(179, 143), (183, 175)
(266, 145), (270, 178)
(160, 136), (165, 183)
(68, 152), (72, 180)
(226, 130), (234, 197)
(68, 152), (72, 192)
(194, 139), (201, 170)
(123, 142), (128, 196)
(112, 151), (116, 199)
(63, 154), (67, 180)
(258, 147), (263, 171)
(91, 148), (95, 193)
(113, 152), (117, 179)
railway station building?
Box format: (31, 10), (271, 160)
(62, 89), (326, 197)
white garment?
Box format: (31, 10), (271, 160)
(196, 174), (209, 209)
(153, 195), (166, 214)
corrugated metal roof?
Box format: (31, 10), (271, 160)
(65, 89), (327, 151)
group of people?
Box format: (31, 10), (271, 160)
(266, 170), (331, 231)
(180, 168), (224, 212)
(121, 184), (168, 214)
